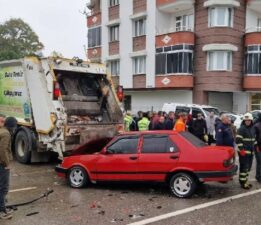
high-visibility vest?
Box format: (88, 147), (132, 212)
(174, 119), (186, 132)
(124, 115), (133, 131)
(138, 117), (150, 131)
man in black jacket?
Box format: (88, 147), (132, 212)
(254, 113), (261, 182)
(192, 113), (207, 141)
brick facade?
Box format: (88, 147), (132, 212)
(193, 0), (246, 104)
(133, 36), (146, 52)
(87, 47), (102, 62)
(133, 0), (147, 14)
(109, 41), (120, 55)
(245, 32), (261, 45)
(155, 75), (194, 88)
(87, 12), (101, 28)
(109, 5), (120, 21)
(133, 74), (146, 88)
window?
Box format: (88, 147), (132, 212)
(176, 15), (193, 31)
(133, 56), (146, 74)
(124, 95), (132, 111)
(251, 94), (261, 111)
(88, 27), (101, 48)
(258, 19), (261, 31)
(192, 108), (204, 119)
(155, 45), (193, 75)
(134, 18), (146, 37)
(142, 135), (178, 153)
(109, 60), (120, 76)
(107, 136), (138, 154)
(245, 45), (261, 74)
(180, 132), (206, 147)
(109, 0), (119, 7)
(209, 7), (233, 27)
(207, 51), (232, 71)
(109, 25), (119, 42)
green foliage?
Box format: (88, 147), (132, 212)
(0, 18), (44, 61)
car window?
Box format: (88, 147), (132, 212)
(175, 106), (190, 114)
(192, 107), (204, 118)
(142, 135), (178, 153)
(180, 132), (206, 147)
(203, 108), (220, 116)
(107, 136), (138, 154)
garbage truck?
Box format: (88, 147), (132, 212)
(0, 57), (123, 163)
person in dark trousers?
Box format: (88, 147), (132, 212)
(154, 116), (166, 130)
(236, 113), (256, 189)
(165, 111), (175, 130)
(0, 115), (17, 220)
(254, 113), (261, 182)
(216, 115), (234, 147)
(192, 113), (208, 142)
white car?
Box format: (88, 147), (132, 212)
(224, 113), (243, 129)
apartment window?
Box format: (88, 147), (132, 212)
(176, 15), (193, 31)
(133, 56), (146, 74)
(109, 0), (119, 7)
(88, 26), (101, 48)
(134, 18), (146, 37)
(109, 25), (119, 42)
(207, 51), (232, 71)
(251, 93), (261, 110)
(110, 60), (120, 76)
(245, 46), (261, 74)
(124, 95), (132, 111)
(155, 45), (193, 74)
(209, 7), (233, 27)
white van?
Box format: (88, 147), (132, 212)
(162, 103), (220, 119)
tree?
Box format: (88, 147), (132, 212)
(0, 18), (44, 60)
(50, 51), (63, 58)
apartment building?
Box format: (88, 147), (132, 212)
(86, 0), (261, 114)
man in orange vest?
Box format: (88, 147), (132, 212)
(174, 112), (188, 132)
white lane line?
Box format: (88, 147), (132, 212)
(128, 188), (261, 225)
(9, 187), (37, 193)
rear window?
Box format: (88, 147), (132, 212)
(203, 108), (219, 116)
(180, 132), (206, 147)
(176, 106), (190, 114)
(142, 135), (178, 153)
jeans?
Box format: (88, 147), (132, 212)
(255, 150), (261, 181)
(0, 165), (10, 212)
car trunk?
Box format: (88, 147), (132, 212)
(54, 70), (123, 151)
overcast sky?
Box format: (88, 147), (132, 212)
(0, 0), (87, 59)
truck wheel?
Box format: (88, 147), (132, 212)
(15, 129), (32, 164)
(68, 166), (88, 188)
(170, 173), (197, 198)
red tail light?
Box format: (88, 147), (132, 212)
(117, 85), (124, 102)
(53, 81), (61, 100)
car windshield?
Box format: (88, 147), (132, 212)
(180, 132), (207, 147)
(203, 108), (219, 116)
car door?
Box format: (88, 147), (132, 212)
(95, 135), (140, 181)
(137, 134), (179, 181)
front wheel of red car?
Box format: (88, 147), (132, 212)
(170, 173), (197, 198)
(68, 166), (88, 188)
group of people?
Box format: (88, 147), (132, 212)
(124, 110), (261, 190)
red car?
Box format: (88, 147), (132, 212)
(55, 131), (237, 198)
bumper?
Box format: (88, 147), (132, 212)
(55, 166), (68, 174)
(195, 165), (238, 179)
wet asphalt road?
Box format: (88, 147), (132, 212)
(2, 160), (261, 225)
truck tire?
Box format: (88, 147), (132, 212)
(15, 128), (34, 164)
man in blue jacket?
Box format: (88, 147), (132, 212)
(215, 115), (234, 147)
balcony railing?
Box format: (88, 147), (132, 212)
(156, 26), (194, 36)
(246, 27), (261, 33)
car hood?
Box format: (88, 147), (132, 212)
(66, 137), (113, 156)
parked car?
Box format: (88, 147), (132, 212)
(162, 103), (220, 119)
(56, 131), (237, 198)
(224, 113), (243, 129)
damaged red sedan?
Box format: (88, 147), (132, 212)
(55, 131), (238, 198)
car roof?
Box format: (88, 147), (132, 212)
(162, 103), (218, 109)
(118, 130), (179, 136)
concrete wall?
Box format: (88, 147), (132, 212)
(233, 92), (249, 114)
(125, 90), (193, 113)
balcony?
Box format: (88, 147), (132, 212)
(245, 29), (261, 46)
(155, 75), (194, 89)
(156, 29), (195, 48)
(247, 0), (261, 13)
(109, 5), (119, 21)
(156, 0), (195, 13)
(244, 76), (261, 90)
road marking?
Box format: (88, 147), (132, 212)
(9, 187), (37, 193)
(128, 188), (261, 225)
